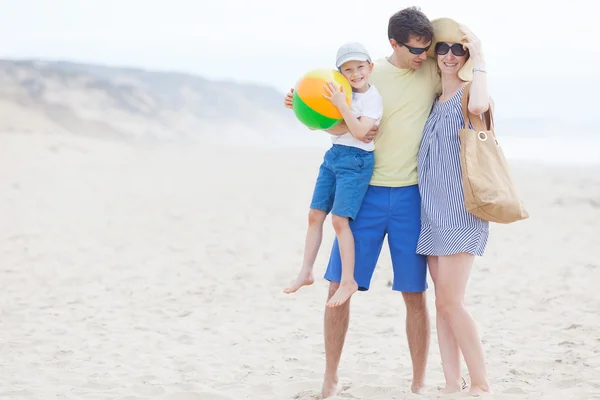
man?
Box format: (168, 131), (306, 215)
(284, 6), (441, 397)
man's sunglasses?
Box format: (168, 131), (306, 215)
(397, 40), (431, 55)
(435, 42), (468, 57)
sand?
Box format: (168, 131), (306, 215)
(0, 132), (599, 400)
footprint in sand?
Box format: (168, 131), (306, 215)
(158, 392), (235, 400)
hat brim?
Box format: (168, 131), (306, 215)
(336, 54), (371, 68)
(428, 17), (473, 81)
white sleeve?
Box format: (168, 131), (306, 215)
(358, 87), (384, 121)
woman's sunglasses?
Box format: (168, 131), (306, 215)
(435, 42), (468, 57)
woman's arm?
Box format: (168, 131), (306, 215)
(460, 25), (490, 115)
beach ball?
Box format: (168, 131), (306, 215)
(292, 69), (352, 130)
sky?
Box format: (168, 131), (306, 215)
(0, 0), (597, 123)
(0, 0), (597, 89)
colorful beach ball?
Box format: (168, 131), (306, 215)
(292, 69), (353, 130)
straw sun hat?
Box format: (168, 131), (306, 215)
(427, 17), (473, 81)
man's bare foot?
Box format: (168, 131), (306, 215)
(411, 382), (425, 394)
(321, 376), (339, 398)
(467, 384), (491, 396)
(326, 280), (358, 307)
(283, 270), (314, 294)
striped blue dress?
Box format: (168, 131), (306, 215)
(416, 86), (489, 257)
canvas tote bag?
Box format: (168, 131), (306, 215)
(458, 83), (529, 223)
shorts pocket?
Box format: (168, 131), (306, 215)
(354, 154), (365, 169)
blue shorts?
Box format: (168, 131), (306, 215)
(324, 184), (428, 292)
(310, 145), (374, 221)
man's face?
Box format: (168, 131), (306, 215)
(391, 35), (432, 69)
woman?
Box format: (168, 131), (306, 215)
(416, 18), (492, 395)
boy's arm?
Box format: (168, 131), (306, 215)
(324, 121), (349, 136)
(336, 104), (377, 140)
(323, 82), (383, 141)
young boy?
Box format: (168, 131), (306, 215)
(283, 42), (383, 307)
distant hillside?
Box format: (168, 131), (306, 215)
(0, 59), (595, 146)
(0, 59), (307, 143)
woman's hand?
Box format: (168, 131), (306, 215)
(460, 25), (485, 66)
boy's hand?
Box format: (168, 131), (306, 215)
(284, 88), (294, 109)
(322, 81), (348, 109)
(363, 125), (379, 143)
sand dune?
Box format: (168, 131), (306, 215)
(0, 132), (599, 400)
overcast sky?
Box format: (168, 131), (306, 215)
(0, 0), (596, 95)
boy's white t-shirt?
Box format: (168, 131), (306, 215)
(330, 84), (383, 152)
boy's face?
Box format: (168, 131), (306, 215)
(339, 60), (373, 92)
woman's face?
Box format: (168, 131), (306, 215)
(436, 42), (469, 76)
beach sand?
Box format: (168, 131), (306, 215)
(1, 132), (599, 400)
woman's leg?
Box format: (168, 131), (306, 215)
(429, 256), (463, 393)
(435, 253), (490, 394)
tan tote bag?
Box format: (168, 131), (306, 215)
(458, 83), (529, 224)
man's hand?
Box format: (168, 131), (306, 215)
(363, 125), (379, 143)
(284, 88), (294, 109)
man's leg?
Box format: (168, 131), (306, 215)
(387, 184), (430, 393)
(322, 185), (388, 397)
(402, 291), (430, 393)
(322, 281), (350, 398)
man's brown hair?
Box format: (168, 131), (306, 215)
(388, 6), (434, 44)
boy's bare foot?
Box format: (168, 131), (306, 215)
(283, 270), (314, 294)
(325, 280), (358, 307)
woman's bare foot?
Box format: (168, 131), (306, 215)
(326, 280), (358, 307)
(283, 269), (314, 294)
(441, 377), (466, 394)
(441, 384), (462, 394)
(467, 384), (492, 396)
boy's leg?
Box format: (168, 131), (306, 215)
(284, 152), (335, 294)
(324, 186), (387, 290)
(326, 214), (357, 307)
(284, 209), (327, 294)
(386, 184), (430, 393)
(326, 149), (374, 307)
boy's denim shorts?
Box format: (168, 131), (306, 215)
(310, 144), (374, 220)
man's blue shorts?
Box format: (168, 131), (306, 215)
(310, 145), (374, 221)
(324, 184), (428, 292)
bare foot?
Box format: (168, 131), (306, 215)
(467, 384), (492, 396)
(321, 376), (339, 398)
(441, 384), (462, 394)
(326, 280), (358, 307)
(283, 269), (314, 294)
(411, 382), (425, 394)
(441, 378), (466, 394)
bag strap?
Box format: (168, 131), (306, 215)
(460, 82), (495, 133)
